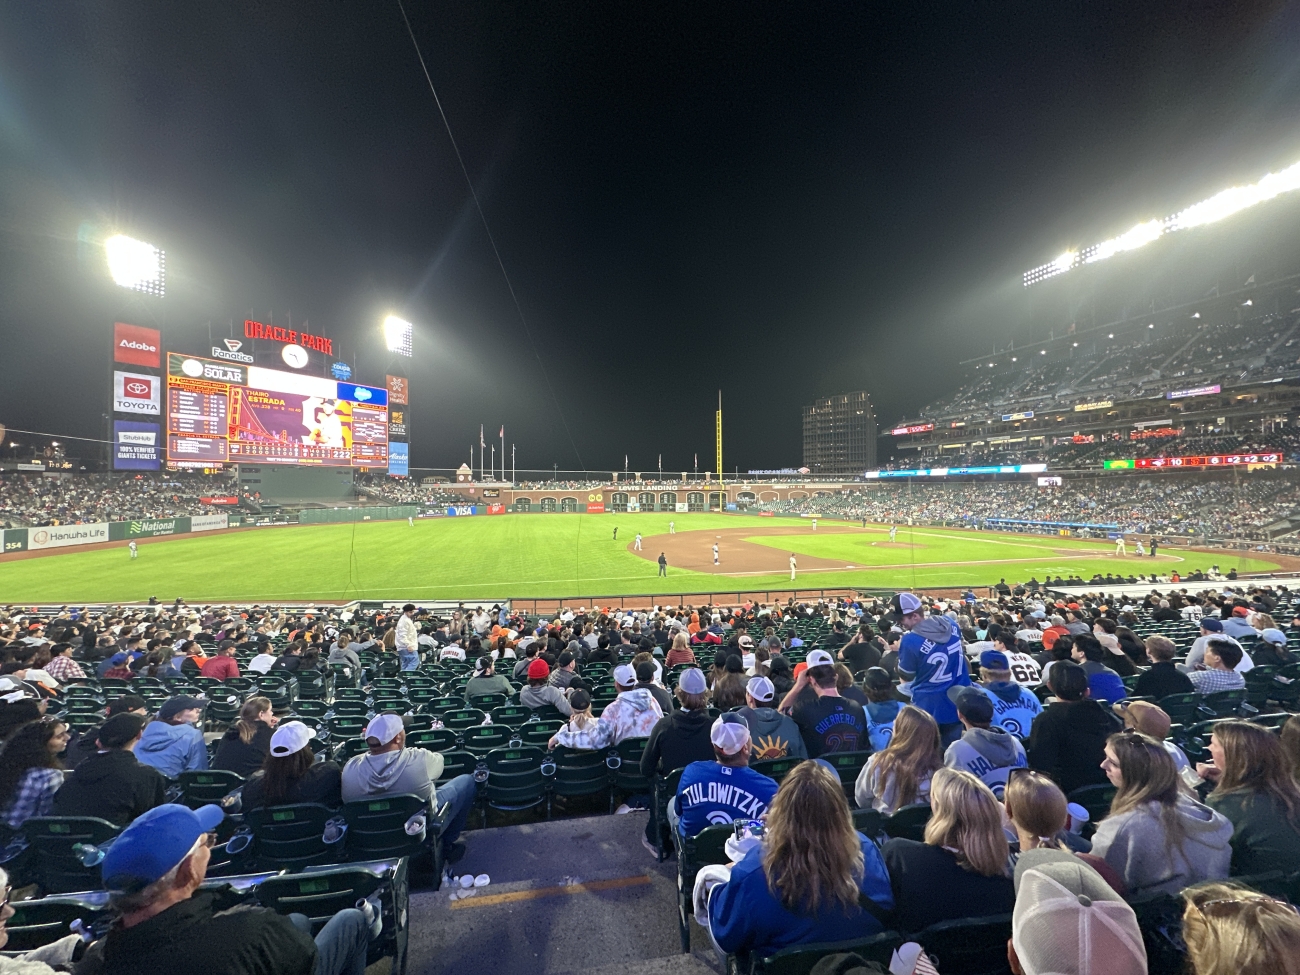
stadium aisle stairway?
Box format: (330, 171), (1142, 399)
(405, 812), (716, 975)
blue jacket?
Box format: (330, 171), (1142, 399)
(135, 721), (209, 779)
(709, 833), (894, 954)
(898, 616), (971, 724)
(866, 700), (903, 751)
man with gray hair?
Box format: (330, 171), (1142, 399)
(76, 803), (370, 975)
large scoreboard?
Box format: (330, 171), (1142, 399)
(165, 353), (388, 469)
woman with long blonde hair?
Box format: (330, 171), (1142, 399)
(881, 767), (1014, 932)
(1182, 881), (1300, 975)
(1201, 720), (1300, 875)
(706, 759), (893, 954)
(1003, 768), (1127, 893)
(1091, 731), (1232, 896)
(854, 705), (941, 813)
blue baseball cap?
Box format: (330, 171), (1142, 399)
(979, 649), (1011, 670)
(102, 803), (224, 891)
(1201, 618), (1223, 632)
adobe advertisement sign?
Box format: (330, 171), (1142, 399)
(113, 372), (161, 415)
(113, 323), (161, 369)
(113, 420), (161, 471)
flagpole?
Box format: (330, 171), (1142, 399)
(500, 426), (505, 482)
(512, 443), (515, 484)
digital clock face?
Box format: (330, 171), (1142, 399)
(282, 343), (309, 369)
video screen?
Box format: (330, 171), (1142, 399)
(164, 353), (388, 468)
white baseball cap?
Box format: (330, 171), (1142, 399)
(806, 649), (834, 668)
(364, 713), (405, 746)
(747, 676), (775, 702)
(710, 714), (751, 755)
(613, 664), (637, 687)
(269, 720), (313, 757)
(678, 668), (708, 695)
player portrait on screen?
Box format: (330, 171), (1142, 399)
(300, 397), (350, 448)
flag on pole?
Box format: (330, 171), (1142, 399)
(480, 425), (485, 448)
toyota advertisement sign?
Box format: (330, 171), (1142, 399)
(113, 371), (161, 415)
(113, 420), (161, 470)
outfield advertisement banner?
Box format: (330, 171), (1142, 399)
(109, 518), (191, 540)
(675, 502), (689, 513)
(190, 514), (229, 532)
(586, 503), (605, 513)
(29, 523), (110, 550)
(445, 505), (476, 516)
(486, 504), (505, 515)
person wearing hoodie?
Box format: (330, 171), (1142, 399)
(1027, 662), (1121, 795)
(52, 713), (166, 826)
(972, 650), (1043, 739)
(862, 668), (903, 751)
(736, 675), (806, 760)
(551, 665), (663, 750)
(1090, 730), (1232, 896)
(341, 713), (476, 865)
(942, 686), (1026, 798)
(135, 697), (209, 779)
(895, 593), (971, 744)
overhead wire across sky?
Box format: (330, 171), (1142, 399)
(394, 0), (586, 472)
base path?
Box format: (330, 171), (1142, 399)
(633, 524), (863, 575)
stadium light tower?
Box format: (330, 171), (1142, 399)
(1024, 157), (1300, 286)
(105, 234), (165, 296)
(383, 315), (414, 357)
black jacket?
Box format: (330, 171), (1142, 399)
(1134, 661), (1194, 701)
(1026, 699), (1121, 796)
(74, 891), (316, 975)
(212, 724), (273, 779)
(53, 749), (168, 827)
(641, 708), (716, 778)
(241, 761), (343, 810)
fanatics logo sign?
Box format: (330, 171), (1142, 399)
(114, 322), (161, 368)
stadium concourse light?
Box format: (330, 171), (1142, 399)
(383, 315), (413, 357)
(105, 234), (165, 296)
(1023, 157), (1300, 287)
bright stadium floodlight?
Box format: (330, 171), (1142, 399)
(383, 315), (413, 357)
(105, 234), (165, 296)
(1023, 158), (1300, 286)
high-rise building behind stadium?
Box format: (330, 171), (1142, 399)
(802, 390), (877, 474)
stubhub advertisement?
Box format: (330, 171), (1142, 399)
(114, 421), (161, 471)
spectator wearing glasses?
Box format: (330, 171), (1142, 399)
(75, 803), (371, 975)
(1180, 881), (1300, 975)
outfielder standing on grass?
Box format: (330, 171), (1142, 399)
(128, 540), (138, 559)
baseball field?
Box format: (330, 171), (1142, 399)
(0, 513), (1283, 603)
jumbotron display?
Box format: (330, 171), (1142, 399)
(165, 353), (388, 468)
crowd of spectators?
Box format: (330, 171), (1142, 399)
(901, 309), (1300, 425)
(0, 473), (238, 529)
(760, 477), (1300, 541)
(0, 585), (1297, 972)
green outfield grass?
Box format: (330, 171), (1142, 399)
(0, 513), (1281, 602)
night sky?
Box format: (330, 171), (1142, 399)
(1, 1), (1299, 475)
